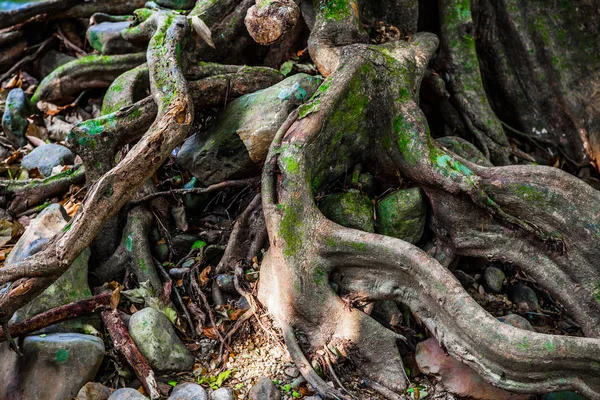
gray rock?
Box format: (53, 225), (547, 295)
(320, 191), (374, 232)
(0, 333), (105, 400)
(36, 50), (76, 79)
(249, 377), (281, 400)
(128, 307), (194, 372)
(177, 74), (321, 185)
(210, 387), (234, 400)
(8, 204), (93, 332)
(284, 366), (300, 378)
(376, 187), (426, 243)
(172, 233), (201, 257)
(216, 274), (237, 294)
(2, 88), (29, 147)
(87, 21), (145, 54)
(107, 388), (148, 400)
(169, 382), (208, 400)
(76, 382), (115, 400)
(507, 283), (540, 312)
(21, 143), (75, 177)
(483, 267), (505, 293)
(498, 314), (534, 332)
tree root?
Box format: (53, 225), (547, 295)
(0, 292), (110, 342)
(257, 3), (600, 397)
(0, 0), (82, 30)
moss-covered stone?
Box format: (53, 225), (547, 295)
(376, 187), (425, 243)
(1, 88), (29, 147)
(320, 191), (374, 232)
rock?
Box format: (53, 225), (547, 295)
(87, 21), (144, 54)
(204, 245), (226, 265)
(216, 274), (237, 294)
(483, 267), (505, 293)
(320, 191), (374, 232)
(541, 392), (586, 400)
(169, 267), (190, 280)
(169, 382), (208, 400)
(210, 387), (234, 400)
(2, 88), (29, 147)
(182, 177), (209, 214)
(36, 50), (76, 79)
(172, 233), (202, 258)
(107, 388), (148, 400)
(8, 204), (93, 332)
(128, 307), (194, 372)
(284, 366), (300, 378)
(0, 333), (105, 400)
(153, 240), (170, 262)
(415, 338), (528, 400)
(437, 136), (493, 167)
(177, 74), (321, 185)
(498, 314), (534, 332)
(507, 283), (540, 312)
(454, 270), (476, 288)
(76, 382), (115, 400)
(376, 187), (426, 243)
(249, 377), (281, 400)
(21, 144), (75, 177)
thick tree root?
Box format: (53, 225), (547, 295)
(258, 4), (600, 396)
(0, 0), (82, 30)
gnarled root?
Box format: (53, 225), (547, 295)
(258, 11), (600, 397)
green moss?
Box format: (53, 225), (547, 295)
(280, 154), (300, 174)
(593, 282), (600, 304)
(314, 0), (354, 21)
(516, 336), (530, 351)
(279, 203), (303, 257)
(298, 99), (321, 119)
(313, 266), (327, 285)
(349, 242), (366, 251)
(544, 340), (557, 352)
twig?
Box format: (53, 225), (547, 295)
(0, 37), (56, 83)
(101, 308), (160, 399)
(55, 26), (86, 55)
(129, 177), (260, 206)
(154, 259), (195, 337)
(0, 292), (111, 341)
(323, 352), (356, 399)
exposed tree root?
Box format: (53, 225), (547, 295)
(0, 0), (82, 30)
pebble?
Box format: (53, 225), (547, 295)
(249, 377), (281, 400)
(169, 382), (208, 400)
(211, 387), (235, 400)
(107, 388), (147, 400)
(483, 267), (505, 293)
(21, 143), (75, 177)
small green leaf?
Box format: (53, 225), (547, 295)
(39, 334), (47, 338)
(168, 380), (177, 387)
(192, 240), (207, 249)
(235, 383), (244, 389)
(292, 391), (301, 398)
(280, 61), (294, 76)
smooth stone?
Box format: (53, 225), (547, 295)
(177, 74), (321, 185)
(216, 274), (237, 294)
(128, 307), (194, 372)
(21, 143), (75, 177)
(8, 204), (93, 332)
(153, 241), (170, 262)
(507, 283), (540, 312)
(284, 366), (300, 378)
(169, 267), (190, 280)
(36, 49), (75, 79)
(182, 177), (209, 214)
(249, 377), (281, 400)
(76, 382), (115, 400)
(210, 387), (234, 400)
(483, 267), (506, 293)
(2, 88), (29, 147)
(107, 388), (148, 400)
(320, 191), (374, 232)
(376, 187), (426, 243)
(437, 136), (493, 167)
(415, 338), (528, 400)
(498, 314), (534, 332)
(0, 333), (105, 400)
(172, 233), (201, 258)
(169, 382), (208, 400)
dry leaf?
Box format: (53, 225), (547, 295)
(190, 16), (215, 49)
(202, 327), (220, 339)
(198, 265), (212, 286)
(110, 286), (121, 310)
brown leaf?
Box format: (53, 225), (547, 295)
(202, 327), (220, 339)
(110, 286), (121, 310)
(229, 308), (247, 321)
(198, 266), (212, 286)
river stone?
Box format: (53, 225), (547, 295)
(87, 21), (144, 54)
(169, 382), (208, 400)
(2, 88), (29, 147)
(107, 388), (148, 400)
(36, 49), (76, 79)
(498, 314), (534, 332)
(483, 267), (505, 293)
(415, 338), (529, 400)
(210, 387), (234, 400)
(128, 307), (194, 372)
(320, 191), (374, 232)
(376, 187), (426, 243)
(177, 73), (321, 185)
(0, 333), (105, 400)
(249, 377), (281, 400)
(76, 382), (115, 400)
(507, 283), (540, 312)
(21, 143), (75, 177)
(437, 136), (493, 167)
(7, 204), (93, 332)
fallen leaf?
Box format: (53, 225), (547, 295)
(110, 286), (121, 310)
(190, 16), (215, 49)
(198, 266), (212, 286)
